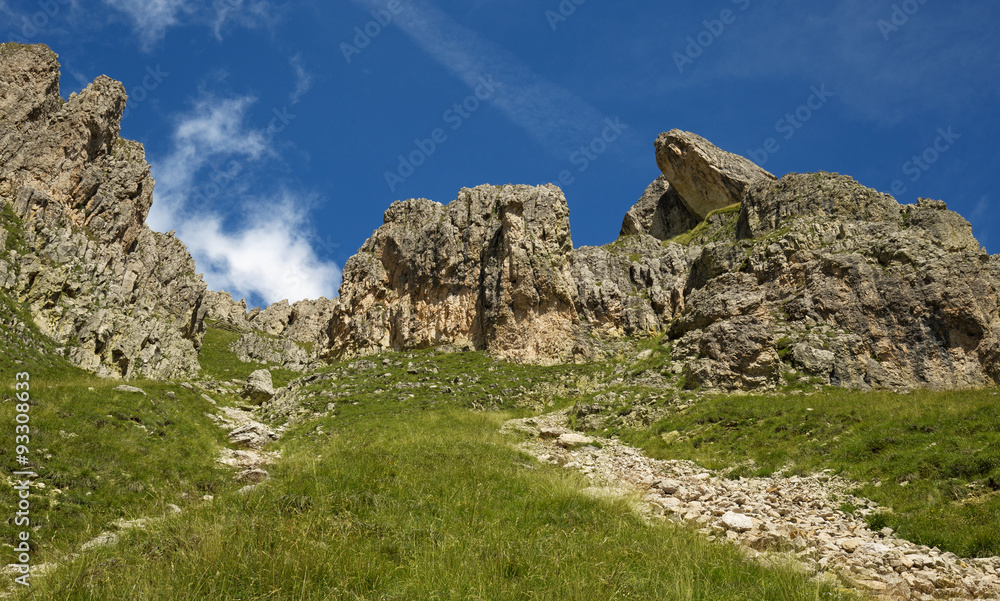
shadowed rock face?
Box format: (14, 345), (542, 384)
(620, 176), (701, 241)
(0, 43), (207, 379)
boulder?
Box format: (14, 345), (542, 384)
(241, 369), (275, 405)
(655, 129), (775, 218)
(721, 511), (754, 532)
(557, 433), (595, 448)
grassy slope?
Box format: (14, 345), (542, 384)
(2, 327), (856, 600)
(0, 293), (238, 569)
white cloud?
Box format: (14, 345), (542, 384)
(102, 0), (188, 48)
(289, 54), (313, 104)
(149, 95), (267, 225)
(212, 0), (274, 41)
(181, 195), (341, 304)
(351, 0), (631, 159)
(148, 94), (341, 306)
(102, 0), (273, 49)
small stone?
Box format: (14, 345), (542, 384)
(660, 431), (681, 444)
(236, 468), (269, 484)
(839, 538), (862, 553)
(113, 385), (146, 396)
(557, 433), (594, 449)
(721, 511), (753, 532)
(539, 427), (561, 439)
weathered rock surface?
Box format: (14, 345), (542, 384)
(322, 184), (584, 364)
(202, 290), (334, 370)
(654, 129), (775, 218)
(620, 175), (700, 240)
(249, 297), (338, 343)
(319, 158), (999, 390)
(241, 369), (275, 404)
(229, 331), (314, 372)
(0, 43), (207, 379)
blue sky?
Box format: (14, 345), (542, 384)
(3, 0), (998, 309)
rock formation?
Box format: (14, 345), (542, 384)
(321, 184), (583, 365)
(2, 43), (998, 392)
(619, 175), (701, 240)
(0, 43), (206, 378)
(655, 129), (775, 218)
(320, 130), (1000, 390)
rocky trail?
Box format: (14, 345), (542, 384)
(505, 411), (1000, 601)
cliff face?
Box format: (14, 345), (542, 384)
(321, 184), (582, 364)
(0, 43), (207, 379)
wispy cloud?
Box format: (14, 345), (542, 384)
(148, 94), (341, 306)
(698, 0), (1000, 124)
(102, 0), (188, 49)
(102, 0), (275, 49)
(288, 53), (313, 104)
(212, 0), (275, 41)
(351, 0), (634, 159)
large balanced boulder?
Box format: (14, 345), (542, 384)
(654, 129), (775, 218)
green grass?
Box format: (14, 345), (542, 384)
(2, 269), (993, 598)
(0, 374), (237, 567)
(0, 291), (236, 570)
(667, 203), (741, 247)
(12, 401), (856, 600)
(601, 389), (1000, 557)
(198, 323), (301, 388)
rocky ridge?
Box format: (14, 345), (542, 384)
(2, 43), (998, 393)
(0, 43), (206, 379)
(317, 135), (1000, 389)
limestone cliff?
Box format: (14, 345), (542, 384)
(321, 184), (582, 364)
(320, 132), (1000, 390)
(0, 43), (206, 378)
